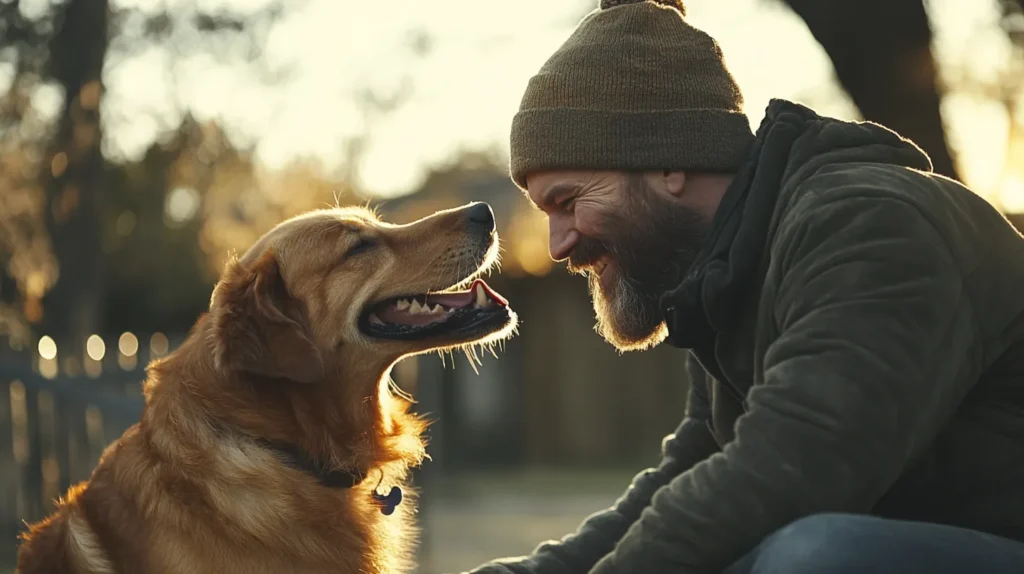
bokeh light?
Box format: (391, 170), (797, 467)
(37, 336), (57, 360)
(118, 332), (139, 356)
(150, 332), (170, 356)
(86, 335), (106, 362)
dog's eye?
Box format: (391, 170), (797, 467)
(348, 237), (375, 256)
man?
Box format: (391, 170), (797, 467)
(466, 0), (1024, 573)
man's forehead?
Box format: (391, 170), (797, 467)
(525, 170), (626, 203)
(524, 172), (589, 201)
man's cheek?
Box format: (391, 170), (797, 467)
(576, 205), (615, 239)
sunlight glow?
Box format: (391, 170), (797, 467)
(118, 332), (140, 370)
(86, 334), (106, 361)
(37, 336), (57, 360)
(119, 332), (139, 356)
(1000, 176), (1024, 213)
(100, 0), (1017, 208)
(506, 209), (554, 276)
(165, 187), (201, 225)
(116, 211), (137, 236)
(39, 358), (58, 379)
(150, 332), (170, 356)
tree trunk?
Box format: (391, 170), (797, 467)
(40, 0), (109, 359)
(784, 0), (960, 181)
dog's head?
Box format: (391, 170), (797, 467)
(208, 202), (517, 385)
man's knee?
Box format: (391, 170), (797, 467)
(743, 513), (881, 574)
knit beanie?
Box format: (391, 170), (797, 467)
(509, 0), (754, 189)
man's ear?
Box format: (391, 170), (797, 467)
(210, 250), (325, 383)
(662, 170), (687, 198)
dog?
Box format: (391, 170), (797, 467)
(15, 202), (517, 574)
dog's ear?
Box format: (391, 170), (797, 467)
(210, 250), (325, 383)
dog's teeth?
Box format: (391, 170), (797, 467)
(369, 313), (384, 325)
(431, 304), (445, 314)
(409, 300), (424, 314)
(396, 299), (410, 311)
(474, 284), (487, 308)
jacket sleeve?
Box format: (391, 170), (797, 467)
(464, 354), (720, 574)
(587, 194), (979, 574)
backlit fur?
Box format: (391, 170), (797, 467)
(15, 204), (516, 574)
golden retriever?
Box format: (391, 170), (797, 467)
(15, 202), (517, 574)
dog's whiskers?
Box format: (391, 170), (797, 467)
(387, 375), (415, 404)
(462, 346), (481, 375)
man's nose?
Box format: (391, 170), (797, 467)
(548, 216), (579, 262)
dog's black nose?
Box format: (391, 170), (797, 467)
(465, 202), (495, 234)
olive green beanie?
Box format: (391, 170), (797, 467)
(509, 0), (754, 189)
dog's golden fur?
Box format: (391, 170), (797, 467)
(15, 204), (515, 574)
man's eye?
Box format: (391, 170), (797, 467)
(349, 237), (375, 256)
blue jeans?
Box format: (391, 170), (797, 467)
(724, 513), (1024, 574)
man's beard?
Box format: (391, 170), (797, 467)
(567, 175), (709, 352)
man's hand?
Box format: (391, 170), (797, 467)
(463, 356), (720, 574)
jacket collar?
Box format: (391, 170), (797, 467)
(659, 99), (932, 351)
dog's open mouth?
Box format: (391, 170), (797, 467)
(360, 279), (512, 341)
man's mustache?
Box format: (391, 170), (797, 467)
(567, 236), (609, 275)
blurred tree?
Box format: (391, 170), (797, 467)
(0, 1), (61, 346)
(100, 119), (214, 335)
(38, 0), (109, 356)
(0, 0), (291, 347)
(784, 0), (1024, 190)
(0, 0), (432, 342)
(783, 0), (960, 181)
(100, 116), (362, 334)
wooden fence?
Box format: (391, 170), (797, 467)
(0, 331), (444, 567)
(0, 331), (184, 565)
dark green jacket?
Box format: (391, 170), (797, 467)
(470, 99), (1024, 574)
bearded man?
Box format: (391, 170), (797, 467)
(465, 0), (1024, 573)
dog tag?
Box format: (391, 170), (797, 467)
(371, 486), (403, 516)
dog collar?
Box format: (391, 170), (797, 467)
(256, 439), (366, 488)
(256, 438), (403, 514)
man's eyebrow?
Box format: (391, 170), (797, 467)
(541, 182), (582, 205)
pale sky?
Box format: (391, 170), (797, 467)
(100, 0), (1021, 207)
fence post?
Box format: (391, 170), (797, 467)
(413, 357), (445, 571)
(0, 380), (16, 544)
(21, 384), (43, 523)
